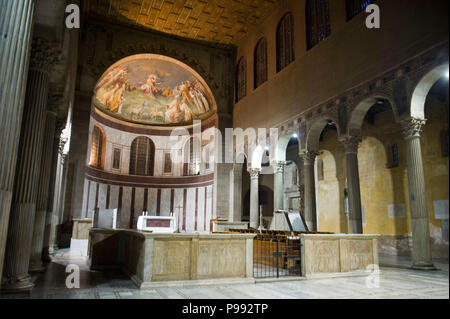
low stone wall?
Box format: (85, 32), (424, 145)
(300, 234), (379, 277)
(89, 229), (256, 288)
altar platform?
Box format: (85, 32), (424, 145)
(88, 229), (256, 289)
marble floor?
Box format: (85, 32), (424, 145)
(0, 250), (448, 299)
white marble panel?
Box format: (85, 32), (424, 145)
(121, 187), (132, 228)
(81, 179), (89, 218)
(98, 183), (108, 210)
(185, 188), (196, 233)
(197, 187), (206, 232)
(88, 181), (97, 218)
(135, 187), (145, 217)
(147, 188), (158, 216)
(174, 188), (184, 232)
(205, 185), (213, 232)
(160, 189), (171, 216)
(109, 185), (119, 210)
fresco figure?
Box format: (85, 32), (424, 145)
(180, 98), (195, 122)
(108, 83), (125, 113)
(141, 74), (160, 98)
(165, 97), (183, 123)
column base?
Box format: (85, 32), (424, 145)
(48, 245), (59, 255)
(411, 263), (437, 271)
(41, 251), (52, 263)
(29, 261), (46, 273)
(1, 275), (34, 293)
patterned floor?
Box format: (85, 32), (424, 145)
(0, 250), (448, 299)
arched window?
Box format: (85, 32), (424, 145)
(346, 0), (374, 21)
(254, 38), (268, 89)
(276, 13), (295, 72)
(129, 137), (155, 176)
(90, 125), (105, 169)
(306, 0), (331, 50)
(183, 137), (201, 176)
(236, 57), (247, 102)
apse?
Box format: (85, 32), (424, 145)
(81, 54), (218, 233)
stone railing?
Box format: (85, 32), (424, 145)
(300, 234), (379, 277)
(89, 229), (256, 288)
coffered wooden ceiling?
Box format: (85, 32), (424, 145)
(84, 0), (278, 46)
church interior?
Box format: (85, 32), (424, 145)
(0, 0), (448, 300)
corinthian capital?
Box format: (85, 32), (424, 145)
(272, 161), (287, 174)
(249, 168), (260, 179)
(400, 117), (427, 139)
(29, 37), (61, 73)
(340, 136), (362, 154)
(299, 151), (319, 166)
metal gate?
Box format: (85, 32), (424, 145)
(253, 234), (302, 278)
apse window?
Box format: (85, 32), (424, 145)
(112, 148), (121, 170)
(164, 152), (172, 174)
(346, 0), (375, 21)
(184, 137), (201, 176)
(129, 137), (155, 176)
(90, 126), (104, 169)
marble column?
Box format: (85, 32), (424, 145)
(341, 136), (363, 234)
(249, 168), (260, 229)
(274, 161), (286, 211)
(0, 0), (35, 286)
(42, 128), (64, 259)
(48, 148), (67, 254)
(400, 118), (435, 270)
(29, 111), (57, 272)
(300, 151), (318, 232)
(229, 164), (243, 222)
(2, 38), (58, 291)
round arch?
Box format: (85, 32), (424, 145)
(182, 136), (202, 176)
(129, 136), (156, 176)
(89, 124), (106, 170)
(306, 116), (341, 153)
(411, 63), (449, 120)
(276, 130), (300, 162)
(235, 151), (247, 165)
(348, 95), (398, 136)
(251, 145), (265, 169)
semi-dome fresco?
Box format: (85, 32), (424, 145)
(93, 54), (216, 126)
